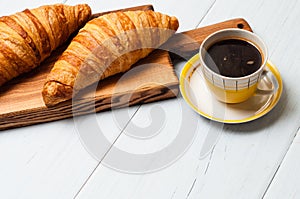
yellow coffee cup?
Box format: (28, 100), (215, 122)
(199, 28), (269, 103)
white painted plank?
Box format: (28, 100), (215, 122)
(264, 129), (300, 199)
(0, 120), (95, 199)
(73, 91), (221, 199)
(74, 0), (300, 198)
(178, 0), (300, 198)
(0, 106), (139, 198)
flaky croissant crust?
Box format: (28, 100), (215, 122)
(0, 4), (91, 86)
(43, 10), (179, 107)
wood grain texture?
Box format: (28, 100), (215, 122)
(0, 48), (178, 130)
(162, 18), (252, 59)
(0, 5), (177, 130)
(0, 4), (252, 130)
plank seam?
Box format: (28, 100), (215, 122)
(204, 144), (216, 175)
(195, 0), (217, 28)
(72, 105), (142, 199)
(262, 128), (299, 198)
(186, 178), (197, 198)
(170, 187), (178, 199)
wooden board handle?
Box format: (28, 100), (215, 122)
(91, 6), (252, 60)
(91, 4), (154, 19)
(162, 18), (253, 59)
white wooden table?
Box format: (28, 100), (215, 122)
(0, 0), (299, 198)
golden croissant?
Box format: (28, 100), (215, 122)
(0, 4), (91, 86)
(42, 10), (179, 106)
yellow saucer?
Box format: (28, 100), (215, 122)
(180, 54), (283, 124)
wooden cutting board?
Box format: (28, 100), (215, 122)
(0, 5), (252, 130)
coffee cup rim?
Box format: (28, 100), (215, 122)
(199, 28), (268, 80)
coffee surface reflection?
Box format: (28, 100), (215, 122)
(204, 39), (262, 77)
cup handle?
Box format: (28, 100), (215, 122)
(254, 69), (278, 95)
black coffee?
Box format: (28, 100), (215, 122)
(204, 39), (262, 77)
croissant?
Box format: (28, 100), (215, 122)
(42, 10), (179, 106)
(0, 4), (91, 86)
